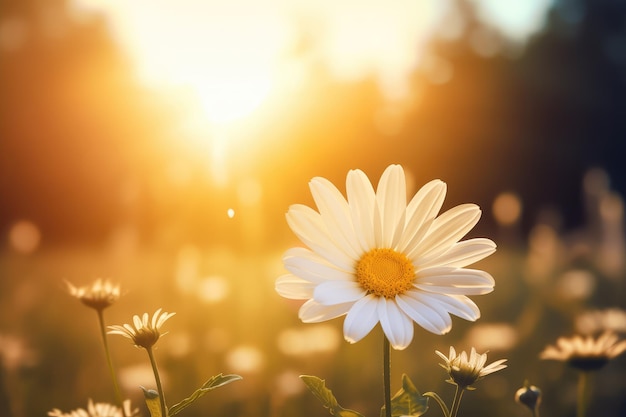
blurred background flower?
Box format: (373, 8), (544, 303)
(1, 0), (626, 416)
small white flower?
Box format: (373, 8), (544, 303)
(48, 398), (138, 417)
(435, 346), (507, 389)
(66, 279), (121, 311)
(540, 331), (626, 371)
(276, 164), (496, 349)
(108, 308), (175, 349)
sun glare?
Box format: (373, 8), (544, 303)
(72, 0), (289, 126)
(68, 0), (554, 183)
(69, 0), (556, 118)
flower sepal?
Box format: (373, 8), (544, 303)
(300, 375), (364, 417)
(380, 374), (429, 417)
(141, 387), (163, 417)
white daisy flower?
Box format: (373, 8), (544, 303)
(108, 308), (175, 349)
(276, 164), (496, 350)
(66, 279), (121, 311)
(540, 331), (626, 371)
(435, 346), (507, 389)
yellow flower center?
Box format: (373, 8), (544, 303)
(356, 248), (415, 298)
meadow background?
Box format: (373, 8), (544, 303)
(1, 0), (626, 416)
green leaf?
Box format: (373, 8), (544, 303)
(141, 386), (162, 417)
(300, 375), (364, 417)
(380, 374), (429, 417)
(168, 373), (242, 416)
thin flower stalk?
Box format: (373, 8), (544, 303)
(577, 371), (590, 417)
(108, 308), (175, 417)
(97, 309), (126, 417)
(383, 336), (391, 417)
(449, 385), (464, 417)
(147, 346), (168, 417)
(66, 279), (126, 415)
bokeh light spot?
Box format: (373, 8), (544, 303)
(555, 269), (596, 301)
(275, 370), (305, 397)
(492, 192), (522, 226)
(119, 364), (161, 392)
(576, 308), (626, 335)
(8, 220), (41, 254)
(463, 323), (518, 351)
(226, 345), (264, 374)
(198, 275), (230, 304)
(0, 17), (28, 51)
(277, 324), (341, 357)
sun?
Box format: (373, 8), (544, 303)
(192, 65), (272, 125)
(72, 0), (288, 125)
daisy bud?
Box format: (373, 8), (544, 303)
(515, 381), (541, 413)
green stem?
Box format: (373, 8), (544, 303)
(449, 386), (465, 417)
(383, 336), (392, 417)
(147, 346), (168, 417)
(423, 392), (451, 417)
(577, 371), (589, 417)
(97, 309), (127, 417)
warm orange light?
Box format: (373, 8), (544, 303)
(67, 0), (554, 180)
(8, 220), (41, 254)
(72, 0), (290, 129)
(492, 192), (522, 226)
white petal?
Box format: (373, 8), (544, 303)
(418, 293), (480, 321)
(346, 169), (377, 250)
(157, 312), (175, 329)
(419, 238), (496, 269)
(376, 165), (407, 248)
(397, 180), (446, 253)
(310, 177), (362, 259)
(108, 327), (133, 339)
(287, 204), (356, 270)
(373, 200), (384, 247)
(435, 349), (449, 364)
(415, 267), (495, 295)
(343, 295), (380, 343)
(275, 274), (316, 299)
(314, 280), (366, 305)
(283, 247), (354, 283)
(482, 359), (508, 376)
(141, 312), (150, 327)
(152, 309), (162, 328)
(299, 299), (352, 323)
(396, 292), (452, 334)
(409, 204), (481, 261)
(378, 298), (414, 350)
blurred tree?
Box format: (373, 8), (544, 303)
(403, 0), (626, 232)
(0, 0), (169, 246)
(1, 0), (625, 245)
